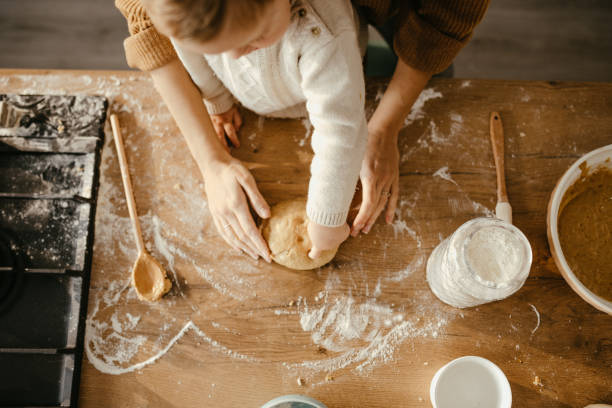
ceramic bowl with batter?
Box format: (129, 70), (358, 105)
(547, 144), (612, 315)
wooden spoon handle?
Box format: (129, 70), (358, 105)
(110, 114), (145, 254)
(489, 112), (509, 203)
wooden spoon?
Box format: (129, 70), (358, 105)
(489, 111), (513, 224)
(109, 114), (172, 301)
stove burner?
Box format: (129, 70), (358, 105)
(0, 229), (24, 315)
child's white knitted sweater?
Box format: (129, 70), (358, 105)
(172, 0), (367, 227)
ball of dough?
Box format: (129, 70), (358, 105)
(261, 199), (337, 270)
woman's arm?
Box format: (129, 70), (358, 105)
(149, 59), (272, 262)
(351, 59), (430, 235)
(149, 60), (226, 173)
(116, 0), (271, 260)
(351, 0), (490, 235)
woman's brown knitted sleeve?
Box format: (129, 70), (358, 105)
(115, 0), (178, 71)
(393, 0), (490, 74)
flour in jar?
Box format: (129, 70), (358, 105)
(426, 218), (532, 308)
(466, 225), (524, 287)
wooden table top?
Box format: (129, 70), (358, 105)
(1, 69), (611, 407)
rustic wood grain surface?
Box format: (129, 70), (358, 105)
(1, 69), (611, 407)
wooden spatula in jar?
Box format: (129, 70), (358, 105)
(489, 112), (513, 224)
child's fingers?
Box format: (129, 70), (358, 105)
(236, 167), (271, 219)
(308, 246), (323, 260)
(385, 178), (399, 224)
(224, 123), (240, 148)
(351, 180), (379, 236)
(212, 120), (224, 140)
(212, 121), (229, 149)
(233, 109), (243, 130)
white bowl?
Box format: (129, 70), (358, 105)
(547, 144), (612, 315)
(430, 356), (512, 408)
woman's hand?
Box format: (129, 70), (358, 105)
(203, 156), (271, 262)
(351, 59), (431, 236)
(210, 105), (242, 150)
(149, 61), (266, 260)
(308, 222), (350, 259)
(351, 127), (400, 236)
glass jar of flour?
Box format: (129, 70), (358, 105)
(427, 218), (532, 308)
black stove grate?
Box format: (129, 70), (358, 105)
(0, 94), (107, 408)
(0, 230), (24, 316)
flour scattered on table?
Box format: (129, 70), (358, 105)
(375, 87), (385, 102)
(529, 304), (541, 335)
(433, 166), (458, 186)
(449, 112), (464, 138)
(401, 118), (458, 161)
(289, 286), (449, 379)
(449, 112), (463, 123)
(297, 118), (313, 147)
(404, 88), (443, 126)
(471, 200), (495, 218)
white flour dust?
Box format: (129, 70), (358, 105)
(433, 166), (458, 186)
(86, 318), (258, 375)
(467, 226), (523, 285)
(404, 88), (443, 126)
(289, 263), (449, 380)
(409, 114), (463, 157)
(432, 165), (494, 219)
(297, 118), (313, 147)
(529, 304), (541, 335)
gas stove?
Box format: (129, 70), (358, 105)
(0, 94), (107, 407)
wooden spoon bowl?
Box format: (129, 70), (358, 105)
(132, 251), (172, 302)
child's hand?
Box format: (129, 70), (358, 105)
(203, 156), (271, 262)
(210, 105), (242, 150)
(351, 126), (399, 236)
(307, 222), (350, 259)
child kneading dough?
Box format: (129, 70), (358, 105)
(142, 0), (367, 262)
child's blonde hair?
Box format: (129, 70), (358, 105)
(142, 0), (273, 42)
